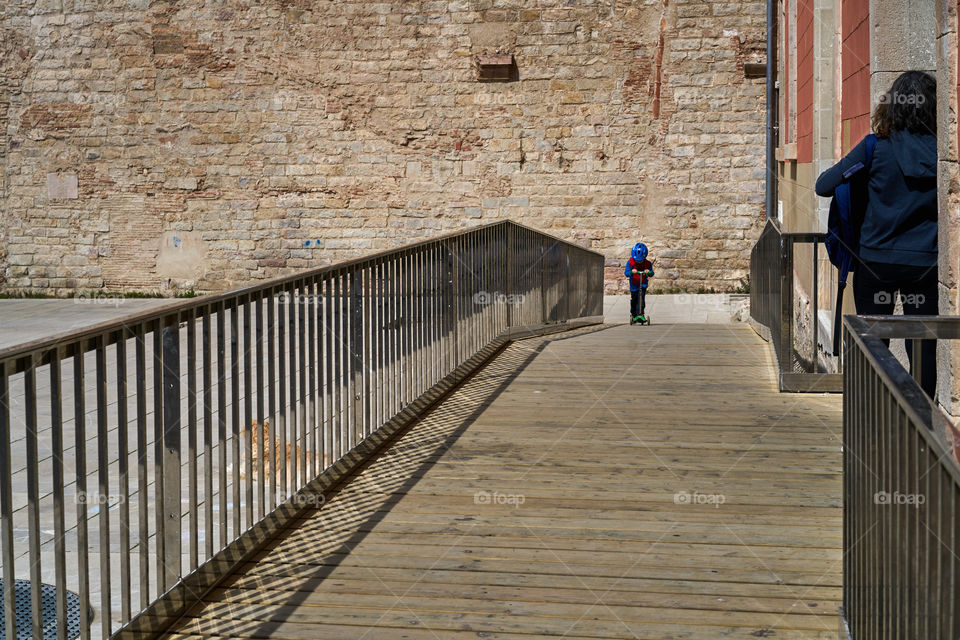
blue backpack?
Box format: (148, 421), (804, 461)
(825, 133), (876, 353)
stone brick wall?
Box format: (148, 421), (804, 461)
(1, 0), (767, 295)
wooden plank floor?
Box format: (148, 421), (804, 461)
(164, 324), (843, 640)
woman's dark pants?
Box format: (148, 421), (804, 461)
(852, 261), (937, 398)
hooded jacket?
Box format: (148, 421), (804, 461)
(815, 130), (937, 267)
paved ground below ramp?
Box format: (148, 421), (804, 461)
(0, 298), (178, 350)
(163, 323), (844, 640)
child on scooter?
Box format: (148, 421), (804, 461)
(624, 242), (654, 325)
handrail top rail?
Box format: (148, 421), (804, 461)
(843, 314), (960, 339)
(759, 217), (825, 243)
(0, 220), (602, 363)
(843, 314), (960, 485)
(760, 217), (826, 242)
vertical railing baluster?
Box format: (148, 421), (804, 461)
(73, 346), (90, 640)
(95, 337), (111, 637)
(244, 296), (254, 528)
(320, 276), (328, 463)
(363, 265), (372, 438)
(231, 301), (241, 538)
(428, 245), (436, 386)
(400, 252), (409, 408)
(418, 250), (426, 396)
(384, 255), (400, 418)
(299, 279), (308, 486)
(187, 311), (199, 571)
(153, 323), (165, 592)
(161, 316), (182, 591)
(323, 276), (333, 465)
(217, 303), (227, 548)
(442, 242), (452, 376)
(413, 251), (422, 397)
(288, 282), (298, 496)
(267, 291), (277, 510)
(350, 269), (363, 447)
(277, 287), (288, 501)
(135, 327), (149, 607)
(0, 360), (13, 640)
(307, 279), (317, 476)
(202, 311), (214, 560)
(437, 241), (443, 377)
(50, 350), (67, 640)
(255, 292), (266, 517)
(116, 331), (132, 622)
(25, 353), (42, 640)
(341, 271), (351, 453)
(376, 261), (385, 427)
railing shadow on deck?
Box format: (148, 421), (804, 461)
(842, 316), (960, 640)
(170, 330), (615, 638)
(0, 221), (604, 640)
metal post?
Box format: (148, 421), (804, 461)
(910, 338), (923, 388)
(162, 317), (182, 590)
(765, 0), (778, 220)
(540, 237), (547, 324)
(813, 242), (819, 372)
(780, 236), (794, 381)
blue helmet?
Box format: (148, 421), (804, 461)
(631, 242), (648, 261)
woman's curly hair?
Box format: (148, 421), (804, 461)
(872, 71), (937, 138)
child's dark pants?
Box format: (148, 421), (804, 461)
(630, 288), (646, 318)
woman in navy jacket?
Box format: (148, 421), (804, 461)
(815, 71), (938, 397)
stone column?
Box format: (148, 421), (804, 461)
(936, 0), (959, 411)
(870, 0), (936, 106)
(814, 0), (837, 232)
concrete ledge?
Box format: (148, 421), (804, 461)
(604, 294), (748, 325)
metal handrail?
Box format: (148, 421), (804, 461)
(842, 315), (960, 640)
(750, 217), (840, 392)
(0, 221), (605, 640)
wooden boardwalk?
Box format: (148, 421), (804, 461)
(163, 324), (843, 640)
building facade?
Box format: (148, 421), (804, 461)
(773, 0), (960, 410)
(0, 0), (771, 296)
